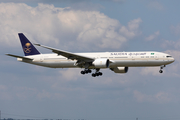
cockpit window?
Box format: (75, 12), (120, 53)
(166, 56), (172, 58)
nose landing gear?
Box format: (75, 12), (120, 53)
(159, 69), (163, 73)
(159, 65), (166, 73)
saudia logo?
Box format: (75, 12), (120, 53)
(24, 43), (31, 53)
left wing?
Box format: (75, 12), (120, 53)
(34, 44), (94, 62)
(6, 54), (33, 60)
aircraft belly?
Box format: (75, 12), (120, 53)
(44, 61), (77, 68)
(54, 61), (77, 68)
(25, 61), (78, 68)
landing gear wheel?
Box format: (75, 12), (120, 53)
(82, 68), (103, 77)
(99, 72), (102, 76)
(85, 70), (89, 74)
(81, 71), (85, 74)
(92, 73), (96, 77)
(159, 70), (163, 73)
(159, 65), (165, 74)
(81, 69), (92, 75)
(96, 73), (99, 76)
(88, 69), (92, 73)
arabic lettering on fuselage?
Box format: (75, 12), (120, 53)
(110, 52), (146, 56)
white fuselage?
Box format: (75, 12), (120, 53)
(17, 51), (175, 69)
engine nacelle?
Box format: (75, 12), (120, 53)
(110, 67), (128, 73)
(92, 59), (109, 68)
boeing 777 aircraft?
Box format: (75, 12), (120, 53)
(6, 33), (175, 77)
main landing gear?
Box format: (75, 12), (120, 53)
(159, 65), (166, 73)
(81, 69), (92, 74)
(80, 68), (103, 77)
(92, 68), (103, 77)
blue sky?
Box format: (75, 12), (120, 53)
(1, 0), (180, 120)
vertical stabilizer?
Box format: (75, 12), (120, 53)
(18, 33), (40, 56)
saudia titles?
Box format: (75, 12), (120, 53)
(24, 43), (31, 53)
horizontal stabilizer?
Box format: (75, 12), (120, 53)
(6, 54), (33, 60)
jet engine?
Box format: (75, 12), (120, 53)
(92, 59), (109, 68)
(110, 67), (128, 73)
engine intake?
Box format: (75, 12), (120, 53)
(92, 59), (109, 68)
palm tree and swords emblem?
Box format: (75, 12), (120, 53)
(24, 43), (31, 53)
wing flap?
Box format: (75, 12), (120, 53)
(34, 44), (94, 62)
(6, 54), (33, 60)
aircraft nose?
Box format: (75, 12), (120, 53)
(170, 57), (175, 63)
(172, 57), (175, 62)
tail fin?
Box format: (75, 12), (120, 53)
(18, 33), (40, 56)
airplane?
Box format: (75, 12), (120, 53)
(6, 33), (175, 77)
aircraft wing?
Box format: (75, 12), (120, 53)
(34, 44), (94, 62)
(6, 54), (33, 60)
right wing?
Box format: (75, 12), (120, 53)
(34, 44), (94, 62)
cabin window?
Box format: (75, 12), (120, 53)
(115, 57), (127, 58)
(44, 58), (66, 60)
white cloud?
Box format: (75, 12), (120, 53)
(0, 84), (66, 101)
(0, 85), (38, 100)
(59, 68), (82, 81)
(148, 1), (164, 11)
(140, 67), (162, 76)
(171, 24), (180, 35)
(165, 50), (180, 62)
(37, 90), (52, 99)
(0, 84), (12, 100)
(164, 50), (180, 77)
(134, 90), (171, 103)
(119, 18), (142, 39)
(0, 3), (142, 51)
(145, 31), (159, 41)
(161, 39), (180, 50)
(112, 0), (126, 2)
(0, 84), (7, 90)
(15, 87), (38, 100)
